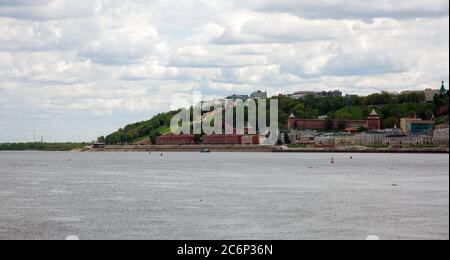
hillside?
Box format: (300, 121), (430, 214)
(101, 91), (449, 145)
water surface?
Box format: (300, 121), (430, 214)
(0, 151), (448, 240)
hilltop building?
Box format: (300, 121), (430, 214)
(288, 109), (382, 131)
(424, 82), (447, 102)
(289, 91), (315, 100)
(316, 90), (343, 98)
(288, 90), (343, 100)
(226, 94), (249, 101)
(250, 90), (268, 99)
(424, 89), (440, 102)
(440, 81), (447, 95)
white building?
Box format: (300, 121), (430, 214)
(250, 90), (268, 99)
(433, 124), (449, 145)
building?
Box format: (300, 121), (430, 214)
(241, 135), (260, 145)
(314, 135), (335, 147)
(289, 91), (315, 100)
(288, 109), (382, 131)
(278, 129), (292, 144)
(440, 81), (447, 96)
(289, 90), (343, 100)
(433, 124), (449, 145)
(367, 109), (382, 130)
(400, 118), (434, 135)
(226, 94), (249, 101)
(383, 127), (404, 137)
(334, 134), (357, 146)
(250, 90), (267, 99)
(290, 130), (316, 145)
(424, 89), (440, 103)
(384, 135), (433, 147)
(156, 134), (195, 145)
(353, 131), (386, 146)
(202, 135), (243, 145)
(315, 90), (343, 98)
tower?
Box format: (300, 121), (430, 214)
(367, 109), (382, 130)
(440, 81), (447, 96)
(288, 113), (297, 129)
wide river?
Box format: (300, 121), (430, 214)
(0, 151), (448, 240)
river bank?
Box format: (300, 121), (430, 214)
(81, 144), (449, 154)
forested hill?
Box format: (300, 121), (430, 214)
(101, 91), (449, 145)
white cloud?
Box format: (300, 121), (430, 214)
(0, 0), (448, 142)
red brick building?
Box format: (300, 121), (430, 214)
(241, 135), (260, 145)
(288, 109), (382, 131)
(156, 134), (195, 145)
(202, 135), (243, 145)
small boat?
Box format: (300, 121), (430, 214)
(200, 149), (211, 153)
(331, 157), (335, 164)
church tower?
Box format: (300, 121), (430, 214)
(440, 81), (447, 96)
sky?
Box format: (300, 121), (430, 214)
(0, 0), (449, 142)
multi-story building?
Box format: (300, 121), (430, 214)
(315, 90), (343, 98)
(383, 127), (404, 136)
(400, 118), (434, 135)
(314, 135), (335, 146)
(289, 90), (343, 100)
(226, 94), (249, 101)
(384, 135), (433, 147)
(202, 135), (243, 145)
(424, 89), (440, 103)
(433, 124), (449, 145)
(250, 90), (268, 99)
(289, 91), (315, 100)
(156, 134), (195, 145)
(289, 130), (316, 145)
(334, 134), (357, 146)
(353, 131), (386, 146)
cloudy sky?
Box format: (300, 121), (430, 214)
(0, 0), (449, 142)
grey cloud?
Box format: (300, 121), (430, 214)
(0, 0), (95, 21)
(236, 0), (449, 20)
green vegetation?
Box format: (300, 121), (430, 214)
(102, 111), (180, 145)
(0, 143), (88, 151)
(333, 103), (437, 128)
(102, 91), (449, 145)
